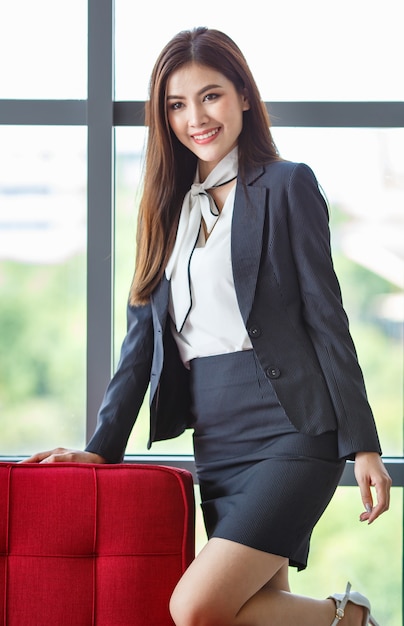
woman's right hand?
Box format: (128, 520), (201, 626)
(20, 448), (107, 464)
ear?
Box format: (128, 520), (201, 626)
(241, 88), (250, 111)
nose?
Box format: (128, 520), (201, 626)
(188, 102), (208, 128)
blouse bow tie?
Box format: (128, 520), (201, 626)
(190, 183), (220, 234)
(165, 147), (239, 332)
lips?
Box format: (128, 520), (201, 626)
(192, 127), (221, 143)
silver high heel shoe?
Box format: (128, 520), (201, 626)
(328, 581), (380, 625)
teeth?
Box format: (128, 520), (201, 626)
(194, 128), (219, 140)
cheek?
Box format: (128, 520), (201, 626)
(168, 113), (184, 137)
(223, 105), (244, 131)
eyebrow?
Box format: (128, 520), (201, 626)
(167, 83), (223, 100)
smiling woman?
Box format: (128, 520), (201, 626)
(113, 28), (391, 626)
(166, 65), (249, 179)
(23, 25), (392, 626)
(1, 0), (401, 622)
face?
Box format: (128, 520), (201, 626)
(166, 63), (250, 180)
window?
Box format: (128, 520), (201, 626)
(1, 1), (403, 622)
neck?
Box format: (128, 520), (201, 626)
(197, 146), (238, 182)
(198, 161), (213, 182)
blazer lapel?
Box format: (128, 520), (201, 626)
(232, 165), (267, 324)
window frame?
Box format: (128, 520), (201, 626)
(0, 0), (403, 617)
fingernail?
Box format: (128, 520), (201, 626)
(365, 504), (373, 514)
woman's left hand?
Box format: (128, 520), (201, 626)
(354, 452), (392, 524)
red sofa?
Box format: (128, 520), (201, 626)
(0, 463), (195, 625)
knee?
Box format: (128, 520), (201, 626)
(169, 587), (200, 626)
(169, 586), (228, 626)
(169, 591), (192, 626)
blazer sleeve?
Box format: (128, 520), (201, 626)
(287, 163), (381, 458)
(85, 301), (154, 463)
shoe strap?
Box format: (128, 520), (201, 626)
(330, 582), (352, 626)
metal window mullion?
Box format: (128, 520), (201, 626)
(112, 100), (404, 128)
(266, 101), (404, 127)
(86, 0), (114, 442)
(0, 100), (87, 125)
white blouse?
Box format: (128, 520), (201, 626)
(169, 185), (252, 367)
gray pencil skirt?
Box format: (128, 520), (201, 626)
(189, 349), (345, 570)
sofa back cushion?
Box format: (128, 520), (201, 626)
(0, 463), (195, 626)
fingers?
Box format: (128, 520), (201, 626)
(20, 448), (70, 463)
(355, 452), (392, 524)
(40, 450), (79, 464)
(20, 448), (106, 465)
(43, 450), (107, 464)
(366, 469), (391, 524)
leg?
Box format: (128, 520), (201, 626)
(170, 538), (342, 626)
(260, 561), (290, 592)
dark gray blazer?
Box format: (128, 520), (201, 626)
(86, 160), (381, 462)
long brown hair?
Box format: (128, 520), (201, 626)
(130, 27), (279, 305)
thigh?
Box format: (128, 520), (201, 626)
(170, 537), (287, 624)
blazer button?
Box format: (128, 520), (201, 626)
(248, 325), (261, 338)
(266, 366), (281, 379)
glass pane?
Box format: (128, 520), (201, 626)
(115, 0), (403, 101)
(289, 486), (402, 624)
(115, 127), (403, 457)
(0, 126), (87, 455)
(0, 0), (87, 98)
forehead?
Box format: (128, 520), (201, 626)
(166, 63), (231, 94)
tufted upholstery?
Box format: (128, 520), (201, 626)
(0, 463), (195, 626)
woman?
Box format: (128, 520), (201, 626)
(25, 28), (391, 625)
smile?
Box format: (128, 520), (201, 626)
(192, 128), (220, 142)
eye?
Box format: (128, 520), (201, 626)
(204, 93), (219, 102)
(168, 101), (184, 111)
